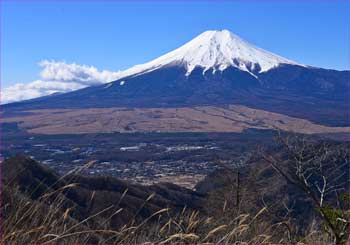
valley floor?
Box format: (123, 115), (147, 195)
(3, 105), (350, 135)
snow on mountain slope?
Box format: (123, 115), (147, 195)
(116, 29), (302, 79)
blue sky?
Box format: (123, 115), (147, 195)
(1, 1), (349, 101)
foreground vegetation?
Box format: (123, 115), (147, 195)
(2, 136), (350, 244)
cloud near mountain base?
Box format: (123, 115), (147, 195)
(2, 60), (121, 104)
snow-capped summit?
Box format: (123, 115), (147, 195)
(117, 29), (301, 78)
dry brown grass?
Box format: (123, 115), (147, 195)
(3, 105), (350, 135)
(1, 179), (340, 244)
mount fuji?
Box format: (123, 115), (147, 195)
(111, 29), (302, 78)
(3, 30), (349, 131)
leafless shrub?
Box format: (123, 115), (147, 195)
(261, 134), (350, 244)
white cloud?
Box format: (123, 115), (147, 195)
(2, 60), (122, 104)
(2, 80), (86, 103)
(39, 60), (122, 85)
